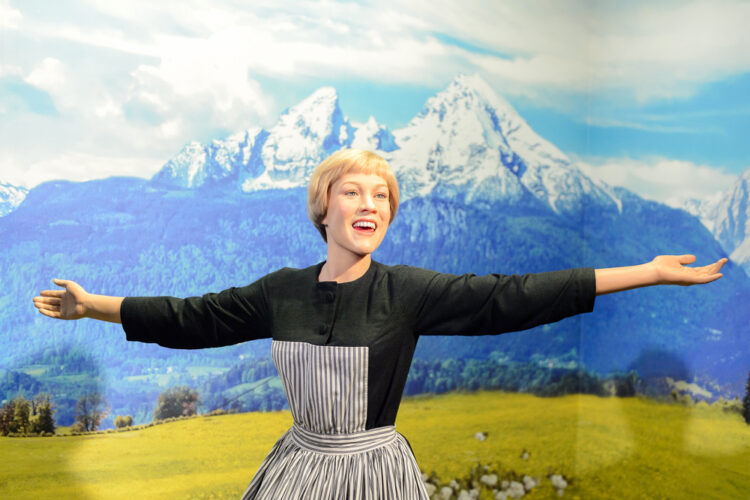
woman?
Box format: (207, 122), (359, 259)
(33, 149), (726, 499)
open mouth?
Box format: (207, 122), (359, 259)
(352, 220), (377, 233)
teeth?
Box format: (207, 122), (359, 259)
(353, 221), (376, 229)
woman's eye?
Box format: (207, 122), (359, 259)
(375, 193), (388, 199)
(345, 191), (357, 196)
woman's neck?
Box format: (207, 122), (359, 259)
(318, 253), (372, 283)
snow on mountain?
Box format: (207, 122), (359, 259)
(709, 169), (750, 254)
(0, 181), (28, 217)
(241, 87), (355, 191)
(687, 169), (750, 273)
(152, 128), (262, 188)
(390, 74), (620, 213)
(151, 87), (401, 192)
(151, 74), (622, 217)
(351, 116), (398, 152)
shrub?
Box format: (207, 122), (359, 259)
(114, 415), (134, 428)
(154, 386), (200, 421)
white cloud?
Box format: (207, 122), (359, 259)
(0, 64), (23, 77)
(130, 29), (272, 120)
(159, 119), (181, 138)
(12, 0), (750, 102)
(25, 58), (66, 93)
(582, 116), (713, 135)
(386, 0), (750, 103)
(574, 155), (738, 208)
(0, 0), (22, 29)
(1, 150), (162, 189)
(94, 95), (123, 118)
(29, 1), (463, 86)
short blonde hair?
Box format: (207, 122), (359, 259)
(308, 149), (400, 242)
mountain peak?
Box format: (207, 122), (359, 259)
(441, 73), (518, 117)
(242, 86), (353, 191)
(391, 75), (619, 214)
(272, 86), (342, 138)
(280, 86), (339, 118)
(0, 181), (29, 217)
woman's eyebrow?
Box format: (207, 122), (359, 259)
(340, 182), (388, 189)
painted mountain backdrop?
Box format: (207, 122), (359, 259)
(683, 169), (750, 274)
(1, 75), (748, 426)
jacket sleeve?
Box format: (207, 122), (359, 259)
(413, 267), (596, 336)
(120, 278), (271, 349)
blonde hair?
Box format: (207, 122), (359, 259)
(308, 149), (400, 242)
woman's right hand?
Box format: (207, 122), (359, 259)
(33, 279), (89, 320)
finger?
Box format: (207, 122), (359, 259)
(40, 290), (65, 297)
(36, 303), (58, 314)
(53, 279), (71, 288)
(37, 308), (61, 319)
(690, 271), (724, 284)
(698, 258), (728, 274)
(700, 273), (723, 284)
(677, 254), (696, 265)
(33, 299), (60, 311)
(34, 296), (61, 305)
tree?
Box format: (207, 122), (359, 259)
(154, 386), (200, 421)
(0, 398), (20, 435)
(30, 393), (56, 435)
(114, 415), (133, 428)
(74, 393), (109, 432)
(12, 396), (31, 434)
(743, 371), (750, 425)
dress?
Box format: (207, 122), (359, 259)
(120, 260), (596, 499)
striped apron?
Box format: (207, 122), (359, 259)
(241, 340), (429, 499)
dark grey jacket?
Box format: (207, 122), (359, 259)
(121, 261), (596, 428)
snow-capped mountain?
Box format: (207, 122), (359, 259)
(685, 169), (750, 273)
(152, 128), (262, 188)
(241, 87), (355, 191)
(0, 182), (28, 217)
(151, 74), (622, 217)
(152, 88), (398, 191)
(389, 74), (620, 213)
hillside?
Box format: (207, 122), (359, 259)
(2, 392), (749, 499)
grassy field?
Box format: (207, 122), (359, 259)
(2, 391), (749, 499)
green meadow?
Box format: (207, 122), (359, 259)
(2, 391), (749, 499)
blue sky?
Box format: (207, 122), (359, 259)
(1, 0), (749, 206)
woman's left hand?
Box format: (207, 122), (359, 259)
(650, 254), (727, 286)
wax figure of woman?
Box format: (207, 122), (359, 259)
(33, 149), (727, 499)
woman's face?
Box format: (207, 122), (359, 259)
(322, 172), (391, 260)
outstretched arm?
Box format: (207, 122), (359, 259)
(595, 255), (727, 296)
(33, 279), (123, 323)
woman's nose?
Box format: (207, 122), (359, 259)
(359, 194), (376, 211)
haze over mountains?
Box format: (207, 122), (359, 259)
(1, 75), (747, 424)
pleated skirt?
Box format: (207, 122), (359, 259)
(241, 424), (430, 499)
